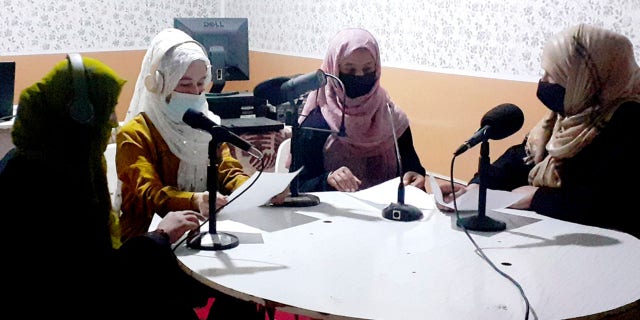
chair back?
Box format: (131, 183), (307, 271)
(104, 143), (119, 210)
(274, 138), (291, 173)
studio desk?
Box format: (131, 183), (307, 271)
(207, 91), (291, 175)
(170, 178), (640, 320)
(220, 116), (290, 175)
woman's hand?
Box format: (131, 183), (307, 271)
(192, 191), (229, 217)
(508, 185), (537, 210)
(269, 187), (289, 205)
(436, 182), (474, 212)
(157, 210), (205, 243)
(402, 171), (425, 189)
(327, 166), (362, 192)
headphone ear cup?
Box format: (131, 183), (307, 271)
(144, 70), (164, 94)
(67, 53), (95, 124)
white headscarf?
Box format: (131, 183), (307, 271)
(124, 28), (220, 192)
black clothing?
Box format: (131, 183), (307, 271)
(469, 101), (639, 238)
(0, 149), (210, 319)
(296, 107), (425, 192)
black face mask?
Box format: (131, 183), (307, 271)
(339, 72), (377, 99)
(536, 80), (566, 115)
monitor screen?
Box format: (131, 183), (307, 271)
(0, 61), (16, 121)
(174, 17), (249, 94)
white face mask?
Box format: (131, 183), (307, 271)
(165, 91), (208, 123)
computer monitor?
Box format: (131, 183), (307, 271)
(0, 61), (16, 121)
(174, 17), (249, 94)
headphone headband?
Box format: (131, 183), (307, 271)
(67, 53), (94, 124)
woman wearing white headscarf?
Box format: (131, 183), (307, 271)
(116, 28), (249, 243)
(116, 28), (266, 319)
(442, 24), (640, 238)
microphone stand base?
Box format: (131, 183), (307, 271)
(186, 231), (239, 251)
(382, 203), (423, 222)
(456, 215), (506, 232)
(275, 193), (320, 207)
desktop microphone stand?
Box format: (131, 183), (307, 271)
(382, 181), (423, 221)
(187, 137), (239, 250)
(381, 102), (422, 222)
(278, 98), (320, 207)
(456, 140), (506, 231)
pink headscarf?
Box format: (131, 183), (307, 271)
(300, 28), (410, 188)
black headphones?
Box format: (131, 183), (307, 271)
(67, 53), (94, 124)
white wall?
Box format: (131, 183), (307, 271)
(1, 0), (638, 82)
(226, 0), (640, 82)
(0, 0), (223, 54)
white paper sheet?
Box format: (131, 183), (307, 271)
(352, 177), (436, 210)
(216, 167), (302, 219)
(428, 173), (525, 211)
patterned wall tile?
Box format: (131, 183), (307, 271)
(227, 0), (640, 81)
(1, 0), (638, 82)
(0, 0), (223, 54)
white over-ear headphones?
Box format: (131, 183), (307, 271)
(67, 53), (95, 124)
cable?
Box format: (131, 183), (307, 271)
(449, 156), (534, 320)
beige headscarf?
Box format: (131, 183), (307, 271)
(526, 24), (640, 187)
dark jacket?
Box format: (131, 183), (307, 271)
(295, 107), (425, 192)
(469, 101), (639, 238)
(0, 149), (210, 320)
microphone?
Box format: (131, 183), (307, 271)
(253, 70), (327, 106)
(381, 103), (423, 222)
(254, 71), (347, 137)
(253, 76), (290, 106)
(454, 103), (524, 156)
(280, 69), (327, 105)
(182, 108), (264, 160)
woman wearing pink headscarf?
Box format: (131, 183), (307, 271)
(441, 24), (640, 238)
(297, 28), (426, 192)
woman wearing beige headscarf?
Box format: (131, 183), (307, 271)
(442, 24), (640, 238)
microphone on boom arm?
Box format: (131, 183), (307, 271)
(254, 70), (348, 135)
(253, 70), (332, 207)
(454, 103), (524, 232)
(254, 70), (327, 106)
(382, 103), (423, 222)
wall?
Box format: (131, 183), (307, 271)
(240, 52), (547, 182)
(4, 50), (545, 181)
(5, 51), (145, 119)
(229, 0), (640, 81)
(1, 0), (638, 181)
